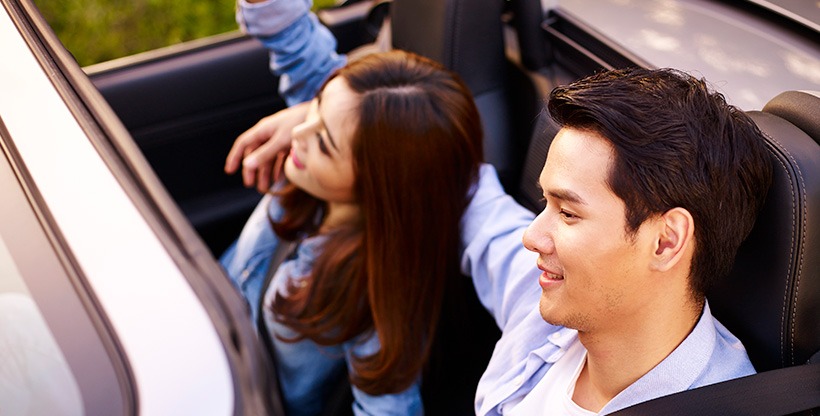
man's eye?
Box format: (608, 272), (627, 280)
(559, 209), (577, 219)
(317, 133), (330, 155)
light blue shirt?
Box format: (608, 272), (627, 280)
(461, 164), (757, 415)
(236, 0), (346, 106)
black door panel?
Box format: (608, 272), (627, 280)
(89, 34), (284, 256)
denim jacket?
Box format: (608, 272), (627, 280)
(221, 193), (422, 416)
(236, 0), (346, 106)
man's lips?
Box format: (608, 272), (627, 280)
(537, 261), (564, 288)
(290, 149), (305, 169)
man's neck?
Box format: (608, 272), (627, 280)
(572, 300), (702, 412)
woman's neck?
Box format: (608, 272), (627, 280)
(320, 201), (361, 233)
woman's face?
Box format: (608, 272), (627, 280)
(284, 77), (359, 204)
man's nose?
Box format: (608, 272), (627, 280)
(522, 210), (555, 254)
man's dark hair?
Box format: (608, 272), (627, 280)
(548, 67), (772, 299)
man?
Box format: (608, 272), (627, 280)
(461, 67), (772, 414)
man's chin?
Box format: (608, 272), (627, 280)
(540, 298), (590, 330)
(539, 297), (562, 326)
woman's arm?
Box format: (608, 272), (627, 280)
(236, 0), (346, 106)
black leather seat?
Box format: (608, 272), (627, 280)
(709, 91), (820, 378)
(391, 0), (539, 192)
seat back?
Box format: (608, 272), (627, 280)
(708, 91), (820, 372)
(390, 0), (539, 191)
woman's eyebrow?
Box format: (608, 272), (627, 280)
(316, 93), (339, 151)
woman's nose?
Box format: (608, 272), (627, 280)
(522, 210), (555, 254)
(291, 123), (310, 148)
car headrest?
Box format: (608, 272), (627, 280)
(389, 0), (538, 191)
(516, 110), (559, 212)
(709, 91), (820, 372)
(762, 91), (820, 145)
(390, 0), (506, 96)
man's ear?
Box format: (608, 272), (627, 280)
(651, 207), (695, 272)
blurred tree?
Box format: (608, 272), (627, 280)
(33, 0), (337, 66)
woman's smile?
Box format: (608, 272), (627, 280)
(289, 148), (305, 170)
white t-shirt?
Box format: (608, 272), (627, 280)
(506, 337), (595, 415)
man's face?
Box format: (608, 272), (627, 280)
(522, 127), (658, 335)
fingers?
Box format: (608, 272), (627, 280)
(245, 136), (288, 170)
(243, 141), (288, 192)
(273, 151), (286, 183)
(256, 161), (273, 194)
(224, 142), (245, 175)
(225, 102), (309, 190)
(225, 124), (266, 175)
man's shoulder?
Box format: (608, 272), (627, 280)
(600, 304), (755, 414)
(691, 314), (756, 387)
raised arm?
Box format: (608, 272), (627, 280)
(230, 0), (346, 192)
(237, 0), (346, 106)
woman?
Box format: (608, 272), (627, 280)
(221, 50), (484, 415)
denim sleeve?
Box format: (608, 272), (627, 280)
(219, 193), (282, 324)
(460, 164), (542, 331)
(345, 334), (423, 416)
(237, 0), (347, 105)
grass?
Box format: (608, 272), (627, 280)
(33, 0), (336, 67)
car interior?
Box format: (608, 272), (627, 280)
(85, 0), (819, 414)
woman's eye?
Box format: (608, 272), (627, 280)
(316, 133), (330, 155)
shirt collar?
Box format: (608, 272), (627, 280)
(600, 301), (717, 413)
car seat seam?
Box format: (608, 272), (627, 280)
(762, 131), (804, 366)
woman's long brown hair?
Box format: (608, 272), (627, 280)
(271, 50), (484, 395)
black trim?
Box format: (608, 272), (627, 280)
(542, 8), (653, 76)
(718, 0), (820, 43)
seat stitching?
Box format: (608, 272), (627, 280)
(762, 131), (806, 366)
(448, 0), (462, 70)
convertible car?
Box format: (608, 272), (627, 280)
(1, 0), (817, 414)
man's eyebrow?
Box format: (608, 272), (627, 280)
(316, 93), (339, 151)
(547, 188), (588, 205)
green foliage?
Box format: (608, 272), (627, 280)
(33, 0), (339, 67)
(33, 0), (237, 66)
